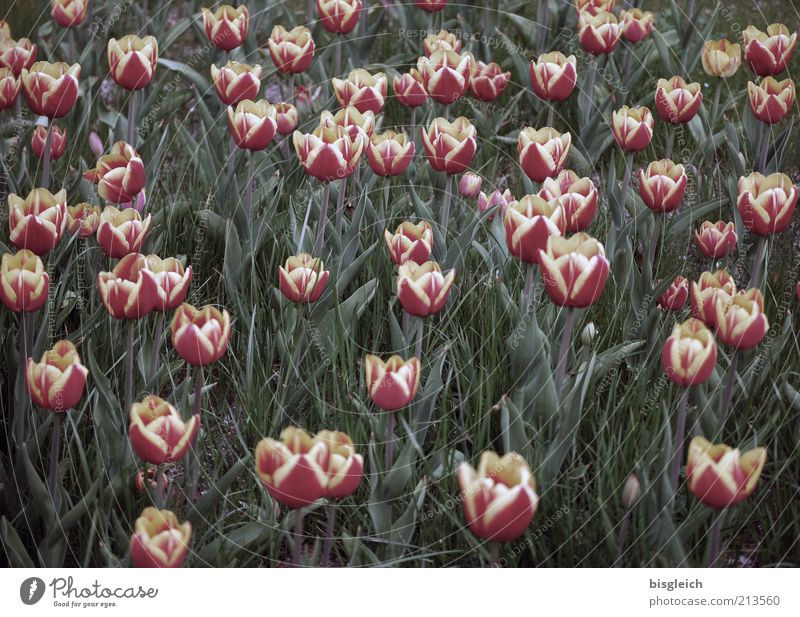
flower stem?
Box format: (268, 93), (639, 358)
(321, 503), (336, 567)
(313, 182), (331, 256)
(415, 317), (424, 359)
(708, 510), (723, 567)
(385, 411), (395, 471)
(618, 151), (634, 228)
(748, 236), (767, 289)
(546, 103), (554, 128)
(710, 78), (722, 130)
(554, 308), (576, 400)
(440, 173), (453, 239)
(646, 211), (662, 290)
(617, 509), (632, 554)
(188, 364), (204, 499)
(665, 124), (676, 160)
(48, 412), (63, 502)
(292, 509), (305, 566)
(149, 311), (164, 380)
(153, 464), (165, 509)
(335, 35), (342, 77)
(719, 352), (738, 431)
(245, 150), (255, 225)
(41, 122), (54, 191)
(124, 320), (135, 416)
(489, 542), (500, 567)
(335, 177), (346, 234)
(670, 387), (690, 492)
(757, 121), (770, 172)
(583, 59), (597, 128)
(127, 90), (137, 147)
(380, 176), (390, 234)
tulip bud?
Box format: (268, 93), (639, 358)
(742, 24), (796, 77)
(702, 39), (741, 78)
(97, 253), (159, 319)
(690, 270), (736, 327)
(469, 61), (510, 102)
(227, 100), (277, 151)
(459, 172), (482, 198)
(612, 105), (653, 152)
(0, 37), (37, 76)
(0, 249), (50, 312)
(31, 124), (66, 160)
(504, 195), (565, 264)
(278, 253), (330, 303)
(392, 70), (428, 108)
(384, 221), (433, 265)
(686, 437), (766, 509)
(293, 124), (366, 182)
(458, 451), (539, 542)
(8, 188), (67, 255)
(421, 116), (477, 174)
(171, 303), (231, 365)
(316, 0), (362, 35)
(130, 507), (192, 568)
(96, 206), (151, 258)
(367, 130), (415, 177)
(417, 50), (472, 105)
(319, 106), (375, 139)
(578, 11), (622, 55)
(107, 35), (158, 91)
(621, 473), (640, 510)
(0, 67), (20, 110)
(20, 61), (80, 118)
(210, 61), (261, 105)
(715, 288), (769, 350)
(478, 189), (515, 221)
(397, 261), (455, 317)
(655, 76), (703, 124)
(50, 0), (88, 28)
(657, 275), (689, 311)
(275, 102), (299, 135)
(737, 172), (798, 236)
(539, 233), (610, 307)
(201, 4), (249, 51)
(364, 354), (421, 411)
(84, 141), (146, 204)
(332, 68), (388, 114)
(581, 322), (597, 347)
(517, 127), (571, 182)
(694, 221), (737, 259)
(415, 0), (448, 11)
(267, 25), (314, 75)
(638, 159), (687, 212)
(538, 170), (598, 232)
(619, 8), (653, 43)
(423, 30), (462, 56)
(66, 203), (100, 238)
(88, 131), (104, 156)
(134, 467), (169, 494)
(661, 318), (717, 387)
(747, 77), (795, 124)
(145, 255), (192, 312)
(26, 340), (88, 411)
(129, 395), (200, 465)
(529, 52), (577, 102)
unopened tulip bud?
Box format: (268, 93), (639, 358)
(364, 354), (421, 411)
(129, 395), (200, 465)
(88, 131), (104, 156)
(202, 5), (249, 51)
(171, 303), (231, 366)
(26, 340), (88, 411)
(661, 318), (717, 386)
(742, 24), (796, 76)
(621, 473), (640, 510)
(278, 253), (330, 303)
(459, 172), (482, 198)
(478, 189), (515, 221)
(384, 221), (433, 265)
(397, 261), (455, 317)
(686, 437), (766, 509)
(581, 322), (597, 347)
(415, 0), (448, 11)
(0, 249), (50, 312)
(130, 508), (192, 568)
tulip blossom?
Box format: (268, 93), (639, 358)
(458, 451), (539, 542)
(655, 77), (703, 124)
(293, 124), (366, 182)
(393, 70), (428, 108)
(575, 0), (615, 15)
(0, 67), (19, 109)
(145, 255), (192, 312)
(97, 253), (159, 319)
(364, 354), (421, 411)
(690, 270), (736, 328)
(420, 116), (476, 174)
(201, 4), (249, 51)
(171, 303), (231, 366)
(278, 253), (330, 303)
(31, 124), (66, 160)
(638, 159), (687, 212)
(0, 37), (36, 76)
(747, 77), (795, 124)
(0, 249), (50, 312)
(517, 127), (571, 182)
(619, 8), (653, 43)
(367, 130), (415, 177)
(227, 100), (277, 151)
(88, 131), (104, 156)
(26, 340), (88, 411)
(66, 203), (100, 238)
(539, 233), (610, 308)
(50, 0), (88, 28)
(657, 275), (689, 311)
(661, 318), (717, 387)
(384, 221), (433, 265)
(84, 141), (146, 204)
(130, 508), (192, 568)
(267, 25), (314, 74)
(694, 221), (737, 259)
(313, 430), (364, 499)
(578, 11), (622, 55)
(715, 288), (769, 350)
(504, 195), (565, 264)
(478, 189), (515, 221)
(469, 61), (510, 101)
(129, 396), (200, 465)
(702, 39), (741, 77)
(332, 68), (388, 114)
(417, 50), (472, 105)
(275, 102), (298, 135)
(538, 170), (597, 232)
(8, 188), (67, 255)
(210, 61), (261, 105)
(107, 35), (158, 91)
(423, 30), (462, 56)
(611, 105), (653, 152)
(20, 61), (79, 118)
(134, 468), (169, 494)
(743, 24), (797, 76)
(529, 52), (577, 102)
(459, 172), (482, 198)
(686, 437), (766, 509)
(415, 0), (447, 11)
(396, 261), (456, 317)
(316, 0), (362, 35)
(319, 106), (375, 139)
(737, 172), (798, 236)
(96, 207), (151, 258)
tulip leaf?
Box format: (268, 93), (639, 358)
(187, 456), (251, 525)
(0, 517), (36, 567)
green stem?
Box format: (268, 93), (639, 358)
(749, 236), (767, 289)
(149, 311), (164, 379)
(617, 509), (632, 554)
(335, 177), (346, 234)
(708, 510), (722, 567)
(546, 103), (554, 128)
(646, 212), (661, 290)
(385, 410), (395, 470)
(321, 503), (336, 567)
(719, 352), (738, 431)
(415, 317), (424, 359)
(41, 122), (54, 191)
(313, 183), (331, 256)
(124, 320), (135, 416)
(127, 90), (137, 147)
(440, 173), (453, 239)
(48, 412), (63, 500)
(489, 542), (500, 567)
(665, 124), (675, 160)
(554, 308), (576, 400)
(757, 121), (770, 172)
(292, 509), (305, 566)
(670, 388), (690, 491)
(710, 78), (722, 130)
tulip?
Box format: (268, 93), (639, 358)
(737, 172), (798, 236)
(66, 203), (100, 238)
(694, 221), (737, 259)
(210, 61), (261, 105)
(171, 303), (231, 366)
(415, 0), (447, 11)
(655, 77), (703, 124)
(8, 188), (67, 255)
(662, 318), (717, 387)
(657, 275), (689, 311)
(134, 468), (169, 494)
(145, 255), (192, 312)
(278, 253), (330, 303)
(96, 206), (151, 258)
(316, 0), (362, 35)
(420, 116), (476, 174)
(84, 141), (146, 204)
(267, 25), (314, 74)
(31, 124), (66, 160)
(622, 473), (640, 510)
(392, 70), (428, 108)
(332, 68), (388, 114)
(275, 102), (299, 135)
(517, 127), (571, 182)
(575, 0), (615, 15)
(539, 233), (610, 308)
(529, 52), (577, 102)
(319, 106), (375, 139)
(88, 131), (104, 156)
(0, 37), (36, 76)
(227, 100), (277, 151)
(367, 130), (415, 177)
(581, 322), (597, 347)
(97, 253), (159, 319)
(715, 288), (769, 350)
(107, 35), (158, 91)
(747, 77), (795, 124)
(743, 24), (797, 76)
(0, 249), (50, 312)
(702, 39), (741, 78)
(50, 0), (88, 28)
(478, 189), (515, 221)
(130, 508), (192, 568)
(423, 30), (462, 56)
(129, 395), (200, 465)
(384, 221), (433, 265)
(690, 270), (736, 328)
(458, 451), (539, 543)
(638, 159), (687, 212)
(293, 123), (366, 182)
(578, 11), (622, 55)
(459, 172), (482, 198)
(469, 61), (510, 102)
(504, 195), (565, 264)
(397, 261), (456, 317)
(314, 430), (364, 499)
(0, 67), (20, 109)
(364, 354), (421, 411)
(611, 105), (653, 152)
(417, 50), (472, 105)
(201, 4), (249, 51)
(686, 437), (766, 509)
(619, 8), (653, 43)
(538, 170), (597, 232)
(20, 61), (79, 118)
(26, 340), (88, 411)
